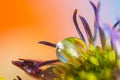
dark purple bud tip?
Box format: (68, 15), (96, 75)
(12, 59), (42, 78)
(12, 59), (60, 78)
(13, 76), (22, 80)
(38, 41), (56, 48)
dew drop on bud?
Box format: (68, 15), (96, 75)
(56, 37), (86, 63)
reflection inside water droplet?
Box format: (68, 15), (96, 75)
(56, 37), (86, 63)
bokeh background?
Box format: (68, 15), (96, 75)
(0, 0), (120, 80)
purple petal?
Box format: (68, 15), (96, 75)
(90, 1), (106, 49)
(94, 2), (101, 42)
(79, 16), (93, 44)
(111, 34), (120, 56)
(73, 9), (86, 43)
(113, 20), (120, 29)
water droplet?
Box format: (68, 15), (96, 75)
(56, 37), (86, 63)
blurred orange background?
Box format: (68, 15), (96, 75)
(0, 0), (120, 80)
